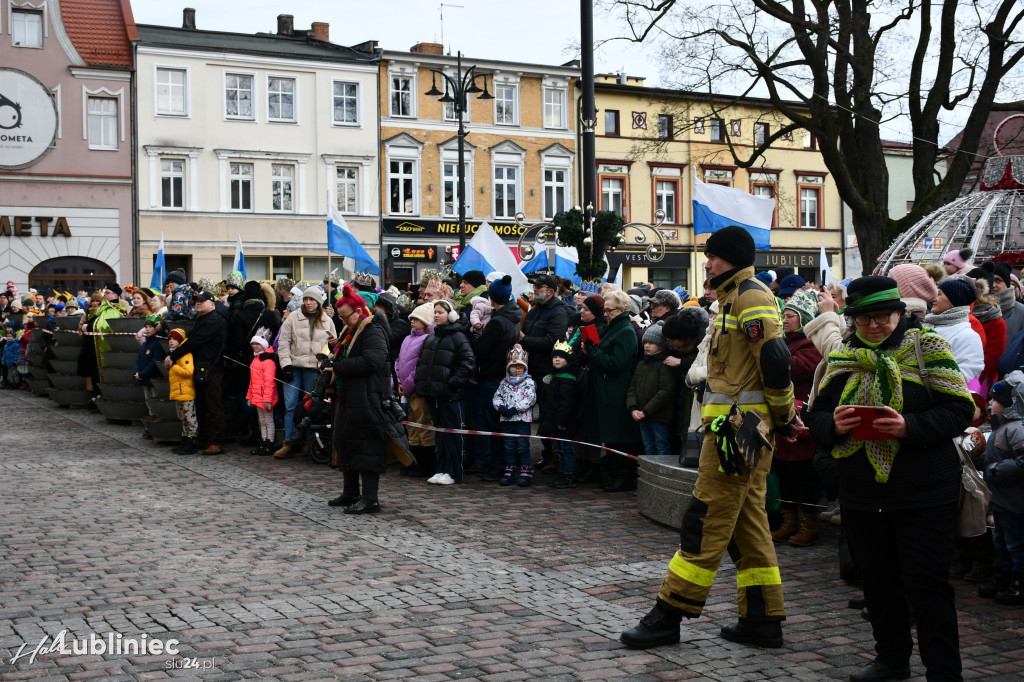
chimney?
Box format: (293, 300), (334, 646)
(182, 7), (196, 30)
(410, 42), (444, 55)
(310, 22), (329, 41)
(277, 14), (294, 36)
(618, 70), (627, 85)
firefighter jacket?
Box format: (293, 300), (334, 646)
(702, 266), (795, 430)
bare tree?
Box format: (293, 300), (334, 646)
(604, 0), (1024, 273)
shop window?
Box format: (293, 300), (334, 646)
(333, 81), (359, 125)
(336, 166), (359, 214)
(272, 257), (296, 281)
(271, 164), (294, 212)
(30, 257), (113, 293)
(650, 267), (688, 291)
(267, 76), (296, 123)
(222, 256), (268, 281)
(161, 159), (185, 209)
(12, 9), (42, 47)
(605, 110), (620, 136)
(302, 257), (329, 282)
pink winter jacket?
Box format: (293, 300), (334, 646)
(396, 325), (433, 398)
(246, 351), (279, 410)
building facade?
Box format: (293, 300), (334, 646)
(1, 0), (136, 293)
(593, 75), (844, 292)
(136, 10), (380, 285)
(378, 43), (578, 289)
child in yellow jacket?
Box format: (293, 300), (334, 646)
(167, 328), (198, 455)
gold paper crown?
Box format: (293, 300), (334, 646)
(552, 339), (573, 356)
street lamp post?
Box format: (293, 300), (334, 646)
(424, 51), (493, 253)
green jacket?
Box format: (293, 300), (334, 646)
(626, 348), (679, 424)
(92, 300), (126, 359)
(580, 312), (640, 444)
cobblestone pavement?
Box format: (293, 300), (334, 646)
(1, 390), (1022, 681)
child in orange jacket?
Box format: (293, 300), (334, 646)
(246, 334), (279, 456)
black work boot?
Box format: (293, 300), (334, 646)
(719, 619), (783, 648)
(978, 568), (1012, 598)
(849, 659), (911, 682)
(620, 599), (683, 649)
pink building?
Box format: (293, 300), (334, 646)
(0, 0), (136, 294)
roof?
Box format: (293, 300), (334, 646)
(381, 50), (579, 78)
(592, 79), (813, 112)
(61, 0), (136, 69)
(136, 25), (378, 64)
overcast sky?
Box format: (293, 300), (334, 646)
(130, 0), (660, 81)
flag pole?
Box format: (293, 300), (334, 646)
(327, 195), (331, 291)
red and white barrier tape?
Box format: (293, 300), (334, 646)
(400, 420), (638, 460)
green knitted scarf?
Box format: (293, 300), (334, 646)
(818, 327), (971, 483)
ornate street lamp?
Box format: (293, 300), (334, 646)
(424, 52), (493, 252)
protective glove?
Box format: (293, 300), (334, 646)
(281, 365), (294, 382)
(733, 407), (772, 467)
(709, 413), (742, 477)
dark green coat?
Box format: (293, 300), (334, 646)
(626, 348), (679, 424)
(580, 312), (640, 444)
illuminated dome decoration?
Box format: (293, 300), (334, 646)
(874, 114), (1024, 273)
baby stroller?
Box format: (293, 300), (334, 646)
(279, 347), (335, 463)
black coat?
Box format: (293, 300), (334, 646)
(540, 362), (580, 435)
(805, 320), (974, 511)
(170, 309), (227, 372)
(332, 311), (391, 474)
(388, 312), (411, 358)
(474, 302), (524, 381)
(414, 319), (475, 401)
(521, 296), (569, 377)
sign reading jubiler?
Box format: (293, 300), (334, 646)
(0, 68), (58, 170)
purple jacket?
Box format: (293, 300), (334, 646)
(396, 325), (433, 398)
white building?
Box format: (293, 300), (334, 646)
(136, 10), (380, 284)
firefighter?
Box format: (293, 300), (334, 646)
(621, 225), (800, 649)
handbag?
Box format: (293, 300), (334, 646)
(914, 333), (992, 538)
(679, 428), (702, 468)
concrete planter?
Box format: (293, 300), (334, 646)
(636, 455), (699, 530)
(30, 363), (50, 380)
(27, 378), (50, 395)
(55, 317), (81, 331)
(146, 398), (179, 421)
(107, 317), (145, 334)
(51, 345), (80, 361)
(50, 374), (87, 391)
(54, 330), (83, 347)
(143, 416), (182, 442)
(150, 379), (170, 396)
(95, 397), (149, 421)
(48, 388), (92, 407)
(101, 352), (136, 369)
(104, 335), (142, 353)
(101, 367), (135, 385)
(50, 360), (78, 375)
(98, 382), (145, 402)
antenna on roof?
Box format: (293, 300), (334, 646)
(440, 2), (464, 54)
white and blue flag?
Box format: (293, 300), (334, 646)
(452, 222), (530, 295)
(233, 234), (247, 280)
(692, 171), (774, 250)
(520, 244), (581, 285)
(150, 233), (166, 290)
(327, 203), (380, 275)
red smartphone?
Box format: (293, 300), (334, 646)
(848, 406), (894, 440)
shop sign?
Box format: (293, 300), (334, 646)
(383, 218), (526, 239)
(389, 244), (437, 262)
(608, 251), (692, 268)
(0, 216), (72, 237)
(754, 251), (820, 268)
(0, 68), (59, 170)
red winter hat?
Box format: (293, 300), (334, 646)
(890, 263), (938, 303)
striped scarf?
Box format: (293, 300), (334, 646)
(819, 327), (971, 482)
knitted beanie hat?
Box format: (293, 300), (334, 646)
(982, 261), (1012, 287)
(409, 302), (434, 327)
(890, 263), (938, 302)
(777, 274), (806, 298)
(651, 289), (681, 311)
(582, 294), (604, 318)
(943, 248), (973, 271)
(704, 225), (756, 269)
(755, 271), (774, 287)
(250, 335), (270, 351)
(302, 286), (324, 302)
(784, 289), (818, 328)
(642, 320), (666, 347)
(487, 275), (513, 305)
(461, 270), (486, 288)
(168, 328), (186, 344)
(938, 276), (977, 308)
(166, 268), (187, 286)
(966, 267), (994, 293)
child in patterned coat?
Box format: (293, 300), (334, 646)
(492, 344), (537, 487)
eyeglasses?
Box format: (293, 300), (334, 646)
(852, 311), (897, 327)
(603, 307), (619, 313)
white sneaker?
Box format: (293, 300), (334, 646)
(819, 501), (839, 522)
(426, 473), (442, 484)
(436, 473), (455, 485)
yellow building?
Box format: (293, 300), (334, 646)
(593, 75), (844, 292)
(379, 43), (578, 288)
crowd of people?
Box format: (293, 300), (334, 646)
(4, 237), (1024, 679)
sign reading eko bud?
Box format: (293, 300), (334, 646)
(0, 68), (59, 170)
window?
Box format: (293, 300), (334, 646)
(800, 187), (820, 228)
(494, 165), (518, 218)
(658, 114), (673, 140)
(543, 87), (566, 129)
(336, 167), (359, 214)
(389, 160), (416, 214)
(230, 163), (253, 211)
(271, 164), (294, 212)
(651, 268), (689, 292)
(605, 110), (620, 136)
(12, 9), (42, 47)
(333, 81), (359, 125)
(156, 68), (187, 115)
(160, 159), (184, 209)
(602, 177), (624, 216)
(442, 162), (471, 217)
(222, 256), (268, 281)
(755, 122), (769, 146)
(495, 84), (517, 125)
(655, 180), (677, 223)
(267, 77), (296, 122)
(543, 168), (569, 220)
(390, 76), (413, 117)
(752, 183), (776, 226)
(710, 118), (725, 142)
(803, 130), (817, 149)
(225, 73), (254, 119)
(443, 95), (468, 123)
(87, 98), (117, 150)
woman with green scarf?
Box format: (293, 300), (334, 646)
(805, 275), (973, 682)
